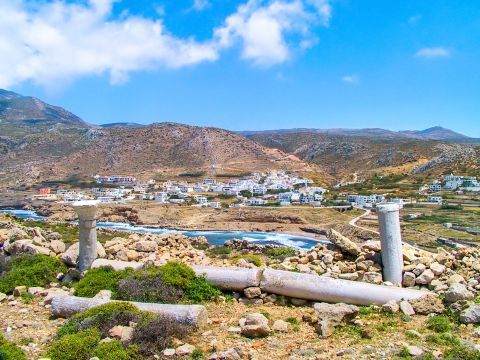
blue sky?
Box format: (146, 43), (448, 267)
(2, 0), (479, 136)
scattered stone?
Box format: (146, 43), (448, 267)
(444, 283), (474, 303)
(406, 345), (424, 357)
(27, 287), (45, 295)
(429, 262), (446, 276)
(399, 301), (415, 316)
(0, 293), (7, 302)
(382, 300), (399, 314)
(94, 290), (112, 299)
(49, 240), (66, 254)
(176, 344), (196, 356)
(363, 272), (382, 284)
(135, 240), (157, 252)
(313, 302), (359, 338)
(244, 287), (262, 299)
(403, 272), (416, 287)
(272, 320), (289, 333)
(290, 298), (308, 306)
(409, 295), (445, 315)
(415, 269), (435, 285)
(460, 304), (480, 324)
(163, 348), (176, 357)
(447, 274), (466, 286)
(108, 325), (133, 342)
(239, 313), (271, 337)
(328, 229), (361, 256)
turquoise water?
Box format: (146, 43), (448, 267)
(0, 209), (326, 250)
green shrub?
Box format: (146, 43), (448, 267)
(443, 343), (480, 360)
(191, 348), (205, 360)
(185, 276), (221, 303)
(265, 248), (296, 258)
(73, 266), (132, 298)
(58, 302), (148, 338)
(426, 333), (459, 346)
(0, 333), (28, 360)
(0, 254), (67, 294)
(232, 254), (263, 267)
(208, 247), (232, 256)
(92, 340), (140, 360)
(117, 262), (220, 304)
(46, 328), (101, 360)
(427, 315), (454, 333)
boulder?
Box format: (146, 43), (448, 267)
(272, 320), (289, 333)
(239, 313), (271, 337)
(459, 304), (480, 324)
(446, 274), (466, 286)
(313, 302), (359, 338)
(328, 229), (361, 256)
(399, 301), (415, 316)
(409, 295), (445, 315)
(135, 241), (157, 252)
(415, 269), (435, 285)
(403, 272), (416, 287)
(444, 283), (474, 303)
(61, 242), (106, 267)
(429, 262), (446, 276)
(49, 240), (66, 254)
(363, 272), (383, 285)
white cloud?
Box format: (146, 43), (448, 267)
(0, 0), (332, 88)
(0, 0), (218, 88)
(192, 0), (210, 11)
(214, 0), (331, 66)
(415, 47), (451, 59)
(341, 74), (359, 84)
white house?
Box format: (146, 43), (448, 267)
(427, 195), (443, 204)
(248, 198), (266, 206)
(155, 192), (169, 203)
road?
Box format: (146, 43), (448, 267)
(348, 208), (379, 235)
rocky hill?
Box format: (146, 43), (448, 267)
(0, 90), (314, 189)
(245, 131), (480, 179)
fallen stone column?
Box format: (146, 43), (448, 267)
(191, 265), (262, 291)
(51, 295), (208, 328)
(377, 203), (404, 285)
(73, 201), (99, 272)
(260, 268), (428, 306)
(91, 258), (144, 271)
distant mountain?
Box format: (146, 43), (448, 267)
(0, 89), (89, 139)
(240, 126), (474, 142)
(399, 126), (469, 141)
(100, 122), (145, 128)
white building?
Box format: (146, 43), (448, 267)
(248, 198), (266, 206)
(347, 194), (386, 206)
(155, 192), (169, 203)
(427, 195), (443, 204)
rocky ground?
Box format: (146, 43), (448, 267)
(1, 214), (480, 359)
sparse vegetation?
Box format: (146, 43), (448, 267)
(0, 333), (28, 360)
(427, 315), (455, 333)
(73, 266), (133, 298)
(0, 254), (67, 294)
(232, 254), (263, 267)
(46, 328), (101, 360)
(265, 247), (296, 258)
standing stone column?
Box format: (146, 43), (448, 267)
(73, 201), (99, 272)
(377, 203), (403, 286)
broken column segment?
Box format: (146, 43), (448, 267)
(72, 200), (99, 272)
(50, 295), (208, 328)
(377, 203), (404, 285)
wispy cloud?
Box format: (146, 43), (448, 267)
(341, 74), (359, 84)
(0, 0), (332, 89)
(192, 0), (210, 11)
(415, 47), (451, 59)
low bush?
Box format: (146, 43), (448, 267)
(0, 333), (28, 360)
(73, 266), (133, 298)
(46, 328), (101, 360)
(427, 315), (454, 333)
(265, 248), (296, 258)
(92, 340), (140, 360)
(117, 262), (220, 304)
(232, 254), (263, 267)
(58, 302), (148, 338)
(131, 315), (190, 355)
(208, 247), (232, 256)
(0, 254), (67, 294)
